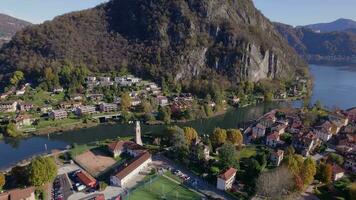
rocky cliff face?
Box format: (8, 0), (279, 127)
(0, 0), (307, 87)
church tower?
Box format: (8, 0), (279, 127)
(135, 121), (143, 145)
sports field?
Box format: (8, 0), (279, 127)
(127, 175), (201, 200)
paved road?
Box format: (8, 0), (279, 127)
(154, 154), (234, 200)
(57, 174), (73, 200)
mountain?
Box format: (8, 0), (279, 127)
(0, 0), (307, 89)
(275, 22), (356, 65)
(303, 18), (356, 33)
(0, 13), (31, 47)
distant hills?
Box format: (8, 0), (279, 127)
(0, 0), (307, 88)
(275, 19), (356, 65)
(302, 18), (356, 33)
(0, 13), (31, 47)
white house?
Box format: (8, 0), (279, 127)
(110, 152), (151, 187)
(216, 167), (237, 191)
(332, 165), (345, 181)
(270, 150), (284, 166)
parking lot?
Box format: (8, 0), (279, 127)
(52, 174), (73, 200)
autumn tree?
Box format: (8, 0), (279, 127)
(28, 157), (57, 186)
(0, 173), (5, 190)
(316, 163), (332, 184)
(256, 166), (294, 198)
(301, 157), (316, 186)
(210, 128), (227, 148)
(226, 129), (243, 146)
(350, 183), (356, 200)
(120, 92), (131, 111)
(183, 127), (198, 145)
(10, 71), (24, 86)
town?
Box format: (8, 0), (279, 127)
(0, 100), (355, 199)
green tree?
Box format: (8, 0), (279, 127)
(210, 128), (227, 148)
(328, 153), (344, 166)
(140, 99), (153, 114)
(218, 142), (238, 169)
(300, 157), (316, 186)
(350, 183), (356, 200)
(0, 173), (5, 190)
(10, 71), (24, 86)
(5, 123), (21, 138)
(120, 92), (131, 111)
(183, 127), (198, 145)
(28, 157), (57, 186)
(264, 92), (273, 102)
(226, 129), (243, 146)
(158, 106), (171, 124)
(316, 163), (332, 184)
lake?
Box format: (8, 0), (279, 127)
(1, 64), (355, 169)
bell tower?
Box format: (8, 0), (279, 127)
(135, 121), (143, 145)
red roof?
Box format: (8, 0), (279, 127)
(115, 151), (151, 179)
(77, 171), (97, 188)
(332, 165), (345, 174)
(108, 141), (145, 153)
(0, 187), (35, 200)
(218, 167), (237, 181)
(267, 132), (280, 141)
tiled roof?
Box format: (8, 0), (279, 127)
(218, 167), (237, 181)
(0, 187), (35, 200)
(77, 171), (97, 187)
(115, 151), (151, 180)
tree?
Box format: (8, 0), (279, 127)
(28, 157), (57, 186)
(300, 157), (316, 186)
(158, 106), (171, 124)
(167, 126), (187, 151)
(328, 153), (344, 166)
(210, 128), (227, 148)
(218, 142), (238, 169)
(350, 183), (356, 200)
(5, 123), (21, 138)
(183, 127), (198, 145)
(256, 167), (294, 198)
(140, 99), (153, 114)
(226, 129), (243, 146)
(316, 163), (332, 184)
(120, 92), (131, 111)
(10, 71), (24, 86)
(0, 173), (5, 190)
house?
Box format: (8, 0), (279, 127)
(13, 114), (33, 128)
(0, 187), (36, 200)
(76, 106), (96, 116)
(107, 141), (146, 158)
(0, 101), (18, 112)
(49, 110), (68, 120)
(266, 132), (280, 148)
(99, 77), (113, 86)
(39, 105), (52, 113)
(252, 123), (266, 138)
(59, 101), (82, 110)
(130, 97), (141, 107)
(345, 107), (356, 122)
(190, 138), (210, 161)
(314, 128), (333, 142)
(99, 103), (118, 112)
(230, 96), (240, 105)
(271, 124), (287, 135)
(87, 94), (104, 102)
(292, 133), (318, 156)
(332, 165), (345, 181)
(270, 150), (284, 166)
(15, 86), (27, 96)
(216, 167), (237, 191)
(19, 102), (34, 112)
(76, 170), (97, 188)
(110, 151), (152, 187)
(53, 87), (64, 93)
(260, 111), (277, 128)
(156, 96), (169, 107)
(70, 94), (84, 101)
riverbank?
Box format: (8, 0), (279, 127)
(33, 121), (99, 136)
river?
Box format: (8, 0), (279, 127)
(1, 64), (355, 169)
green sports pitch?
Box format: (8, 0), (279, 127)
(126, 175), (202, 200)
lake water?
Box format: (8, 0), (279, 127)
(1, 64), (355, 169)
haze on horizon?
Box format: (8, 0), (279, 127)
(0, 0), (355, 26)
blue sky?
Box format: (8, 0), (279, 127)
(0, 0), (355, 26)
(253, 0), (356, 26)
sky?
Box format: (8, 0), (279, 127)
(253, 0), (356, 26)
(0, 0), (355, 26)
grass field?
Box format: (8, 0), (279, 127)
(236, 146), (257, 161)
(127, 175), (201, 200)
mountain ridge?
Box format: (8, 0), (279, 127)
(0, 0), (307, 90)
(302, 18), (356, 33)
(0, 13), (31, 47)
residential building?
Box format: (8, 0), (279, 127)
(16, 87), (26, 96)
(345, 107), (356, 122)
(271, 124), (287, 135)
(110, 151), (152, 187)
(216, 168), (237, 191)
(53, 87), (64, 93)
(13, 114), (33, 128)
(130, 97), (141, 107)
(252, 123), (266, 139)
(314, 128), (333, 142)
(0, 101), (17, 112)
(332, 165), (345, 181)
(292, 133), (318, 156)
(107, 141), (146, 158)
(266, 132), (280, 148)
(59, 101), (82, 110)
(76, 106), (96, 116)
(76, 170), (97, 188)
(156, 96), (169, 107)
(40, 105), (52, 113)
(49, 110), (68, 120)
(0, 187), (35, 200)
(19, 102), (34, 112)
(87, 94), (104, 102)
(190, 138), (210, 161)
(270, 150), (284, 166)
(99, 103), (118, 112)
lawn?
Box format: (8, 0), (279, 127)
(236, 146), (257, 161)
(127, 175), (201, 200)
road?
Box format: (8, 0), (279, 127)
(154, 154), (234, 200)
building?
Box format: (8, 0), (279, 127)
(87, 94), (104, 102)
(0, 101), (17, 112)
(19, 102), (34, 112)
(270, 150), (284, 166)
(135, 121), (143, 145)
(107, 141), (146, 158)
(49, 110), (68, 120)
(271, 124), (287, 135)
(344, 157), (356, 173)
(332, 165), (345, 181)
(156, 96), (169, 107)
(76, 170), (97, 188)
(190, 138), (210, 161)
(252, 123), (266, 138)
(53, 87), (64, 93)
(346, 107), (356, 122)
(59, 101), (82, 110)
(40, 105), (52, 113)
(99, 103), (118, 112)
(292, 133), (318, 157)
(13, 114), (33, 128)
(130, 97), (141, 107)
(76, 106), (96, 116)
(314, 128), (333, 142)
(266, 132), (280, 148)
(216, 168), (237, 191)
(0, 187), (36, 200)
(110, 151), (152, 187)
